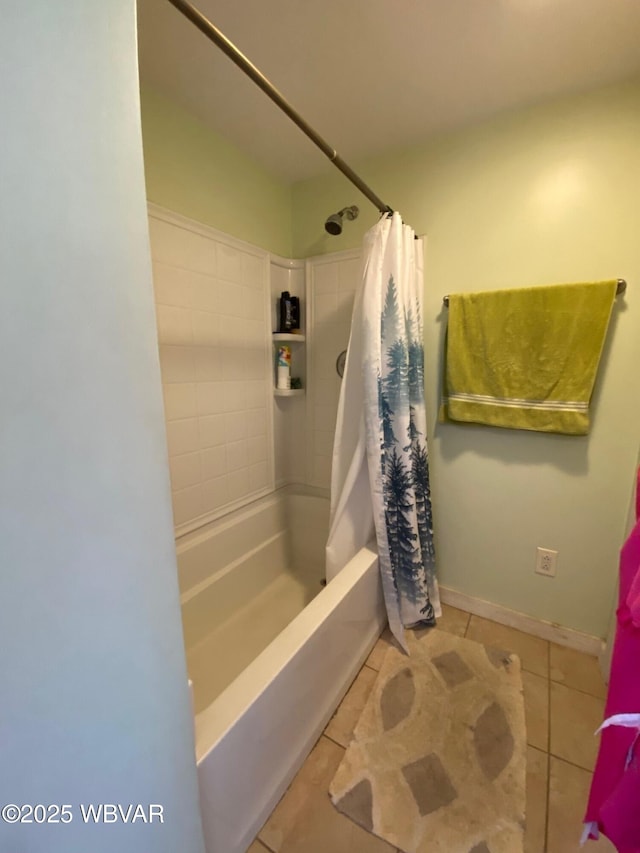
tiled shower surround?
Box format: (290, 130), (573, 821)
(148, 206), (362, 531)
(148, 208), (273, 531)
(306, 250), (360, 490)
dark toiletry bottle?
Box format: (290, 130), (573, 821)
(279, 291), (293, 332)
(290, 296), (300, 330)
(280, 290), (292, 332)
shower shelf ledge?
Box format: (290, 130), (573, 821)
(272, 333), (305, 342)
(274, 388), (305, 397)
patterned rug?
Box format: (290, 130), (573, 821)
(329, 628), (526, 853)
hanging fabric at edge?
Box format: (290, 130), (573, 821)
(326, 212), (440, 650)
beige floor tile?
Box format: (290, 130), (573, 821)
(258, 735), (396, 853)
(525, 746), (548, 853)
(550, 643), (607, 699)
(547, 757), (616, 852)
(466, 616), (549, 677)
(522, 670), (549, 751)
(436, 602), (471, 637)
(550, 682), (605, 771)
(247, 841), (271, 852)
(366, 626), (395, 671)
(325, 665), (378, 747)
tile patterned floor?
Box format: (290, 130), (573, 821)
(254, 605), (615, 853)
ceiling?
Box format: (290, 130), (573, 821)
(137, 0), (640, 183)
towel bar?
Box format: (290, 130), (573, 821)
(442, 278), (627, 307)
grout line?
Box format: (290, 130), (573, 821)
(256, 836), (277, 853)
(548, 678), (606, 702)
(548, 752), (596, 774)
(322, 732), (348, 752)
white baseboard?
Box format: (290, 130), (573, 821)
(439, 585), (604, 657)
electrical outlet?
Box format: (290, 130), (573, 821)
(535, 547), (558, 577)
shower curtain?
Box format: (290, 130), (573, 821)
(326, 212), (440, 649)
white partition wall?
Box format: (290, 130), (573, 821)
(0, 5), (204, 853)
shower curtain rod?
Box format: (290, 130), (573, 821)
(442, 278), (627, 307)
(165, 0), (394, 217)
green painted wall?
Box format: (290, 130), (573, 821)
(140, 86), (292, 256)
(293, 79), (640, 638)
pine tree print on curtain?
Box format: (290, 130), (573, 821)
(326, 212), (439, 649)
(377, 266), (439, 636)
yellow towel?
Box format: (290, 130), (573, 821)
(440, 280), (617, 435)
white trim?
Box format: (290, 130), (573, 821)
(439, 585), (604, 656)
(174, 485), (275, 540)
(147, 202), (268, 259)
(445, 392), (588, 412)
(269, 253), (305, 271)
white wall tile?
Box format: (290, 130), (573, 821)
(249, 462), (270, 491)
(242, 253), (265, 290)
(308, 251), (361, 488)
(314, 430), (334, 457)
(315, 378), (341, 408)
(316, 347), (338, 380)
(217, 244), (243, 283)
(313, 455), (331, 489)
(245, 319), (265, 346)
(196, 382), (225, 416)
(222, 382), (247, 413)
(246, 408), (267, 437)
(159, 345), (196, 384)
(149, 218), (215, 275)
(199, 414), (226, 448)
(153, 262), (193, 307)
(227, 469), (251, 503)
(195, 347), (225, 382)
(314, 404), (338, 433)
(245, 348), (266, 380)
(169, 452), (201, 492)
(202, 476), (228, 514)
(245, 291), (265, 321)
(192, 311), (220, 346)
(166, 418), (199, 456)
(245, 380), (267, 410)
(163, 383), (197, 421)
(336, 290), (355, 318)
(172, 484), (204, 527)
(156, 305), (193, 346)
(314, 292), (338, 326)
(248, 434), (268, 464)
(150, 213), (275, 530)
(225, 412), (247, 442)
(222, 348), (248, 382)
(218, 280), (246, 317)
(226, 439), (248, 472)
(190, 273), (220, 312)
(313, 262), (339, 293)
(201, 446), (226, 480)
(338, 258), (361, 291)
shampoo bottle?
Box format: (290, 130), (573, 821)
(279, 291), (293, 332)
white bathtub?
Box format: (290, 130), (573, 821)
(176, 487), (385, 853)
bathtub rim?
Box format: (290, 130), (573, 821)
(194, 540), (378, 763)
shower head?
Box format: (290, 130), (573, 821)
(324, 205), (359, 236)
